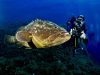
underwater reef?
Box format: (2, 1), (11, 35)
(0, 29), (100, 75)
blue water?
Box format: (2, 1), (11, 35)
(0, 0), (100, 64)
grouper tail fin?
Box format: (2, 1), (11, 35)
(4, 35), (17, 45)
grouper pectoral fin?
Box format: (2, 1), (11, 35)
(31, 34), (45, 48)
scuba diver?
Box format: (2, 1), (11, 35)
(66, 15), (88, 56)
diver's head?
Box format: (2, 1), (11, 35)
(77, 15), (85, 21)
